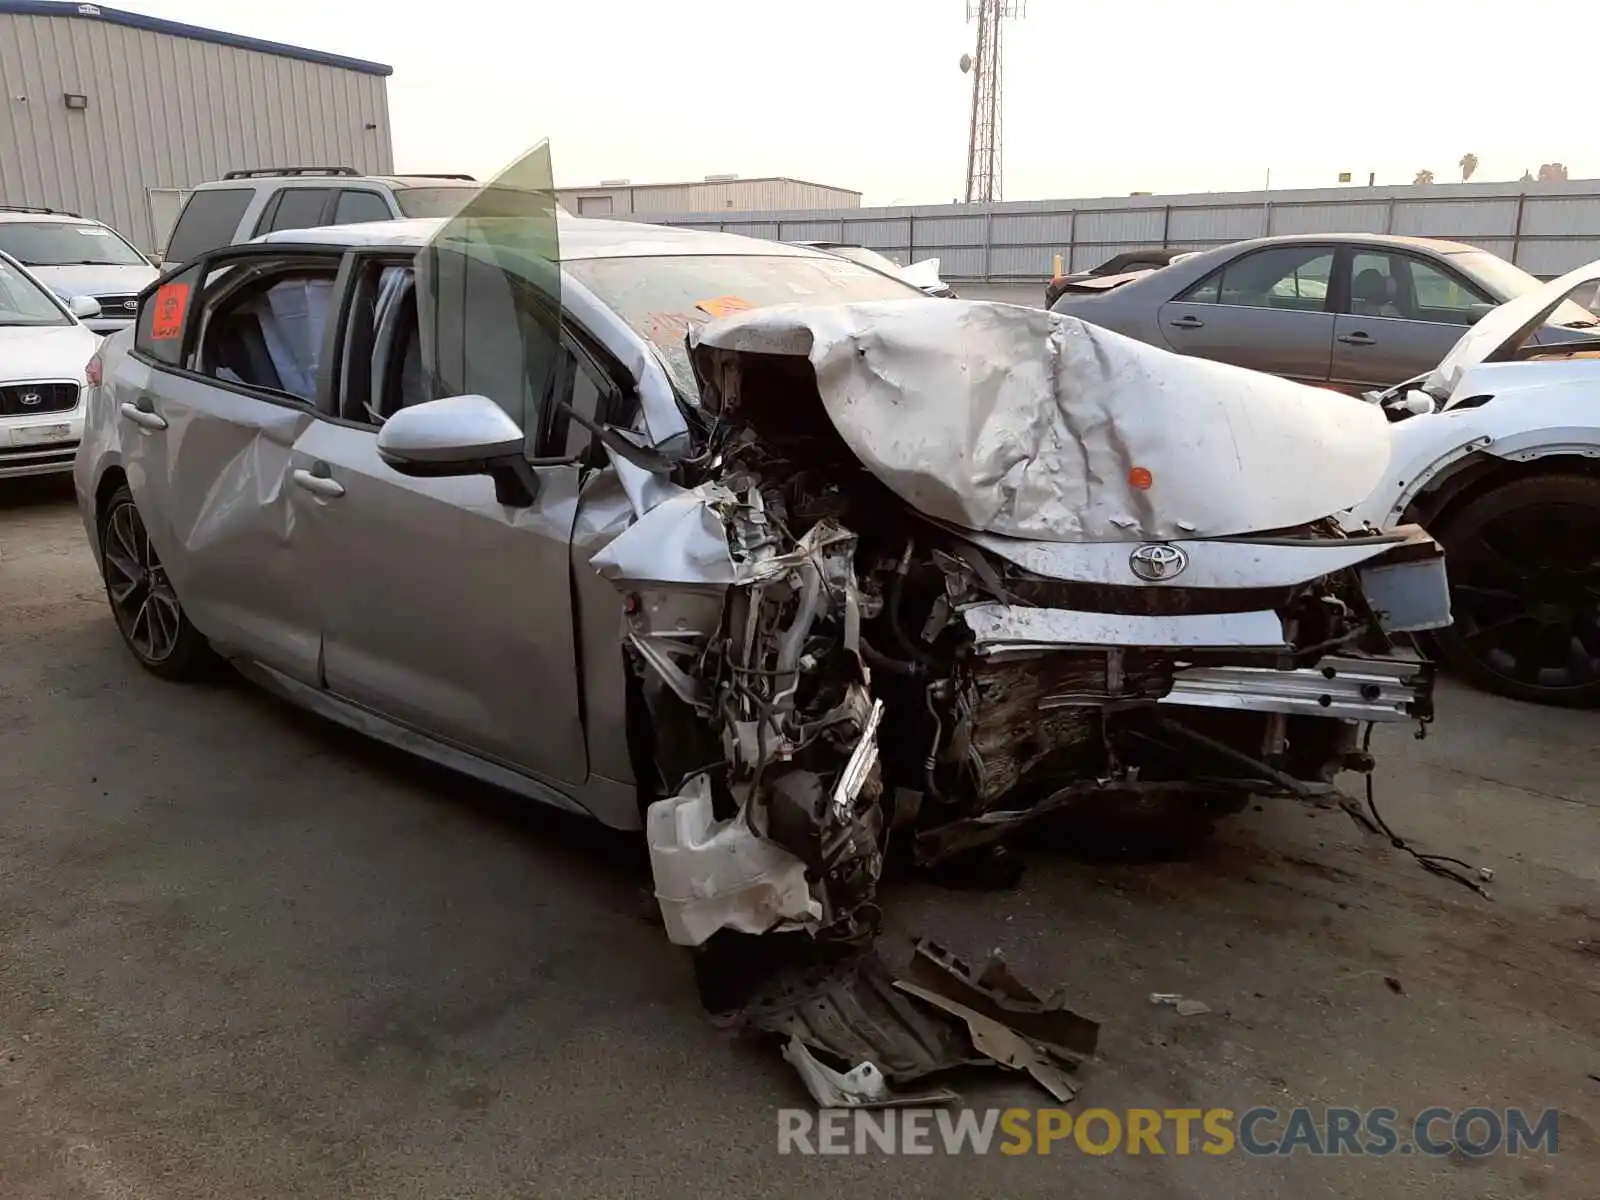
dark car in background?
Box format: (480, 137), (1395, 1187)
(1043, 247), (1194, 307)
(1049, 234), (1595, 392)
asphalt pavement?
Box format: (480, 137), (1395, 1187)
(1, 476), (1595, 1199)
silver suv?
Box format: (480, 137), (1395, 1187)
(160, 167), (483, 267)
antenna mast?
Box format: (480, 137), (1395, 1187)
(962, 0), (1024, 203)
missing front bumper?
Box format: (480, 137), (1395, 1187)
(1162, 655), (1434, 723)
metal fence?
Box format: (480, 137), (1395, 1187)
(647, 179), (1600, 282)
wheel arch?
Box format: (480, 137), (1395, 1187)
(1404, 449), (1600, 535)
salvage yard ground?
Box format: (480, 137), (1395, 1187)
(1, 476), (1596, 1199)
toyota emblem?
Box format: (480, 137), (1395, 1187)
(1129, 543), (1188, 582)
(20, 391), (42, 407)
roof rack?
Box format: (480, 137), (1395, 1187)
(0, 204), (82, 217)
(401, 173), (477, 181)
(221, 166), (360, 180)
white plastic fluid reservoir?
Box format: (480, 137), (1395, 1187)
(645, 774), (822, 946)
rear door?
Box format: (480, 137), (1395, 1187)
(1330, 248), (1497, 391)
(1157, 243), (1336, 383)
(290, 247), (591, 786)
(113, 245), (345, 682)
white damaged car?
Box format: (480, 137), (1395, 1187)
(0, 249), (101, 480)
(1350, 261), (1600, 704)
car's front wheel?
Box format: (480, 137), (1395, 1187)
(1433, 473), (1600, 706)
(99, 484), (214, 680)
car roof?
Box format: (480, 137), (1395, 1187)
(259, 216), (835, 261)
(1204, 232), (1483, 256)
(189, 174), (480, 192)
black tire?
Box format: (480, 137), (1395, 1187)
(98, 485), (215, 680)
(1432, 473), (1600, 706)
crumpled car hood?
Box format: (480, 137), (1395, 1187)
(691, 300), (1390, 542)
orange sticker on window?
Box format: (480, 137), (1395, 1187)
(149, 282), (190, 340)
(695, 295), (753, 319)
(1128, 466), (1154, 490)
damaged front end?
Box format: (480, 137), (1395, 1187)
(595, 301), (1451, 957)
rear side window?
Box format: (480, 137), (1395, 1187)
(332, 189), (393, 225)
(259, 188), (332, 235)
(164, 189), (252, 264)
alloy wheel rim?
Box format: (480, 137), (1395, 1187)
(104, 501), (181, 662)
(1451, 501), (1600, 692)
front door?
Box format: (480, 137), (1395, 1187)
(1157, 243), (1337, 383)
(1330, 248), (1497, 391)
(114, 248), (344, 683)
(292, 254), (588, 786)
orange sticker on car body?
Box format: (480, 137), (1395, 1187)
(694, 295), (753, 319)
(149, 282), (190, 340)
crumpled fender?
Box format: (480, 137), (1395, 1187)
(1348, 377), (1600, 530)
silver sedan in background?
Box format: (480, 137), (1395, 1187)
(1050, 233), (1597, 392)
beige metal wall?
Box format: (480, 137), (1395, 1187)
(558, 177), (860, 217)
(0, 12), (393, 251)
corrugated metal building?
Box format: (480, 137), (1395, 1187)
(0, 1), (393, 252)
(556, 175), (860, 218)
(649, 178), (1600, 282)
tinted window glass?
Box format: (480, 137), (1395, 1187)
(1349, 251), (1404, 318)
(164, 189), (252, 264)
(264, 188), (332, 234)
(332, 189), (393, 225)
(1402, 256), (1495, 325)
(0, 221), (148, 267)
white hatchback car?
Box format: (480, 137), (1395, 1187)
(0, 208), (158, 336)
(0, 250), (101, 480)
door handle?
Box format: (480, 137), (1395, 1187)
(1169, 315), (1205, 329)
(118, 399), (167, 431)
(292, 466), (345, 498)
(1337, 331), (1375, 345)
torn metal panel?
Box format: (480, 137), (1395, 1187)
(589, 485), (739, 585)
(962, 604), (1287, 651)
(893, 981), (1082, 1103)
(907, 940), (1100, 1059)
(691, 300), (1391, 542)
(736, 952), (983, 1083)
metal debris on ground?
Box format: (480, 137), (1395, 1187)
(718, 941), (1099, 1104)
(1150, 993), (1212, 1016)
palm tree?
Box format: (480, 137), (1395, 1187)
(1459, 152), (1478, 182)
(1413, 169), (1435, 185)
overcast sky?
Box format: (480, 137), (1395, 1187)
(116, 0), (1595, 203)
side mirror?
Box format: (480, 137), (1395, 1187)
(376, 394), (539, 506)
(147, 253), (163, 267)
(67, 295), (101, 320)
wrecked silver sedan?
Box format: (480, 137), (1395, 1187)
(75, 149), (1449, 979)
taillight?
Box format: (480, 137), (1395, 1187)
(85, 353), (102, 387)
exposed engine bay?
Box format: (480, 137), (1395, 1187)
(592, 302), (1453, 953)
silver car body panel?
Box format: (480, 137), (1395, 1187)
(691, 300), (1391, 542)
(1163, 656), (1429, 722)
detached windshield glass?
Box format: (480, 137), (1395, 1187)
(0, 257), (69, 325)
(0, 221), (147, 267)
(565, 252), (924, 394)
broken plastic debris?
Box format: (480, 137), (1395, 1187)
(1150, 993), (1211, 1016)
(781, 1037), (960, 1109)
